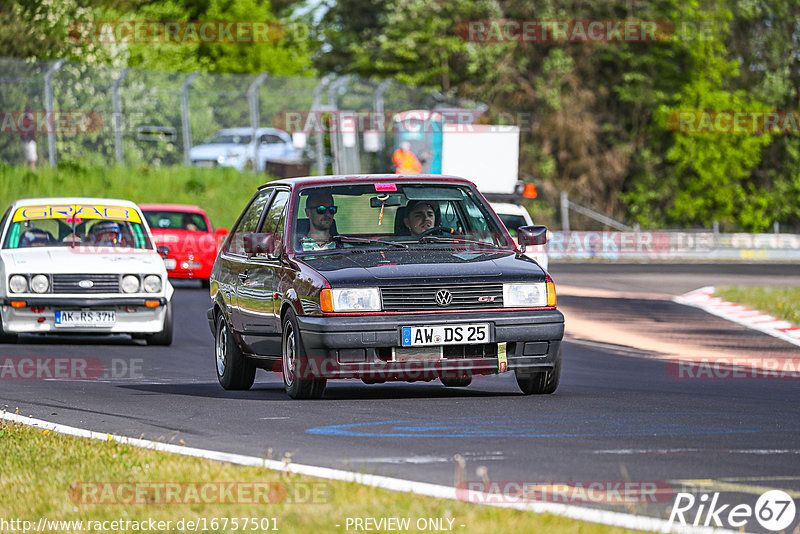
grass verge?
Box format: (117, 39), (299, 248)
(0, 163), (273, 230)
(714, 286), (800, 325)
(0, 418), (642, 533)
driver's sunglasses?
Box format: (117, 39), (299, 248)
(311, 205), (337, 215)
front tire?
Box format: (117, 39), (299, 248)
(282, 309), (326, 399)
(440, 375), (472, 387)
(215, 313), (255, 390)
(515, 346), (561, 395)
(146, 301), (173, 346)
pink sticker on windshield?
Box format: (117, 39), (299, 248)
(375, 183), (397, 191)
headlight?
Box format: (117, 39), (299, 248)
(143, 275), (162, 293)
(9, 275), (28, 293)
(121, 275), (140, 293)
(30, 274), (49, 293)
(323, 288), (381, 312)
(503, 282), (547, 307)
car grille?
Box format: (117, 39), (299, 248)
(380, 283), (503, 311)
(51, 274), (120, 293)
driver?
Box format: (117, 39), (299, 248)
(89, 220), (122, 244)
(299, 192), (338, 251)
(403, 200), (436, 236)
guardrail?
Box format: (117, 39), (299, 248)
(535, 231), (800, 261)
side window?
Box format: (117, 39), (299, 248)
(227, 190), (272, 255)
(261, 191), (290, 255)
(260, 134), (282, 145)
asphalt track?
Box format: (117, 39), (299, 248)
(2, 263), (799, 532)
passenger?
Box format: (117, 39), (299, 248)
(403, 200), (437, 236)
(299, 192), (338, 251)
(19, 228), (53, 247)
(182, 214), (199, 231)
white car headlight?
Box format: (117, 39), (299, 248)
(143, 275), (162, 293)
(9, 275), (28, 293)
(503, 282), (547, 307)
(30, 274), (50, 294)
(121, 275), (140, 293)
(331, 288), (381, 312)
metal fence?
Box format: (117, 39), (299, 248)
(0, 57), (476, 173)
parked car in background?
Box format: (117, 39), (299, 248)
(0, 197), (173, 345)
(139, 204), (227, 288)
(492, 202), (548, 270)
(189, 128), (296, 171)
(208, 174), (564, 399)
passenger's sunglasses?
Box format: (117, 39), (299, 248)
(310, 205), (337, 215)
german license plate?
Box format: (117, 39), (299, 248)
(401, 323), (489, 347)
(54, 310), (116, 328)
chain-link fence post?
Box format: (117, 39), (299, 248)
(112, 68), (130, 165)
(327, 76), (349, 174)
(374, 79), (391, 169)
(310, 76), (333, 176)
(180, 72), (199, 166)
(44, 59), (65, 169)
(248, 72), (269, 173)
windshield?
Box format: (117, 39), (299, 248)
(291, 182), (513, 252)
(207, 133), (251, 145)
(3, 204), (151, 249)
(143, 210), (208, 232)
(497, 214), (528, 237)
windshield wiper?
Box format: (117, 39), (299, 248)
(415, 235), (504, 249)
(331, 235), (408, 249)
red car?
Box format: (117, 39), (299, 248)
(139, 204), (228, 287)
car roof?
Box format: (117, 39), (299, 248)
(138, 203), (208, 214)
(8, 197), (141, 210)
(490, 202), (530, 215)
(259, 174), (477, 190)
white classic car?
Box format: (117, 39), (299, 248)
(0, 197), (173, 345)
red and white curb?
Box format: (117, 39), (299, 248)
(0, 411), (745, 534)
(673, 286), (800, 348)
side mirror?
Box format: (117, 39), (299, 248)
(243, 232), (277, 257)
(156, 245), (170, 258)
(517, 225), (548, 246)
(214, 227), (229, 237)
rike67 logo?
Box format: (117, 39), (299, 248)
(669, 490), (796, 532)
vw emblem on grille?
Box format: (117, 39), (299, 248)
(78, 280), (94, 289)
(435, 289), (452, 307)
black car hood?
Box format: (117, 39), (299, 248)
(295, 248), (546, 286)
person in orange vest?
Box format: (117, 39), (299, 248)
(392, 141), (422, 174)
